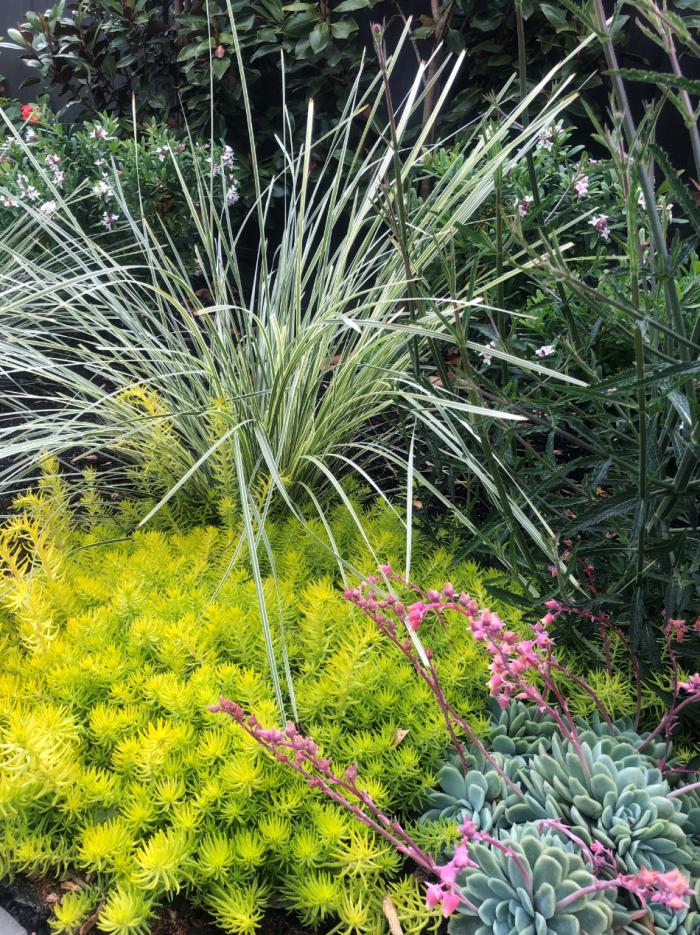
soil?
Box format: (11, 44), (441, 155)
(0, 878), (317, 935)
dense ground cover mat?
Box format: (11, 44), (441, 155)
(0, 484), (517, 934)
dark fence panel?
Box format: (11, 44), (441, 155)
(1, 0), (38, 100)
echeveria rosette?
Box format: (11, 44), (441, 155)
(488, 700), (558, 757)
(422, 751), (517, 831)
(447, 825), (622, 935)
(576, 713), (667, 761)
(677, 786), (700, 879)
(631, 901), (699, 935)
(506, 734), (692, 874)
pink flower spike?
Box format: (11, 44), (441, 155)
(574, 175), (589, 197)
(666, 618), (687, 641)
(452, 844), (474, 869)
(535, 344), (555, 358)
(589, 213), (610, 240)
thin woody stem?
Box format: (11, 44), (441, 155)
(640, 693), (700, 750)
(669, 779), (700, 799)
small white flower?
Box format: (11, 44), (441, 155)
(221, 145), (235, 169)
(93, 178), (114, 200)
(517, 195), (534, 218)
(45, 153), (61, 169)
(95, 158), (106, 168)
(574, 175), (589, 198)
(536, 121), (562, 151)
(637, 191), (646, 210)
(101, 211), (120, 230)
(537, 126), (553, 150)
(24, 127), (37, 143)
(226, 184), (239, 206)
(480, 340), (497, 366)
(25, 186), (40, 202)
(535, 344), (555, 358)
(16, 173), (28, 191)
(665, 201), (673, 221)
(40, 200), (58, 217)
(1, 195), (18, 208)
(52, 170), (65, 187)
(155, 145), (168, 163)
(589, 213), (610, 240)
(89, 125), (109, 140)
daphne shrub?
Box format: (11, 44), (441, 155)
(0, 106), (236, 263)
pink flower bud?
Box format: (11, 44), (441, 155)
(441, 891), (461, 917)
(438, 862), (457, 886)
(425, 883), (443, 909)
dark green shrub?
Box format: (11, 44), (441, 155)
(4, 0), (614, 196)
(408, 110), (700, 671)
(0, 107), (234, 261)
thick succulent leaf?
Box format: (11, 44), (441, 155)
(447, 914), (482, 935)
(533, 881), (556, 919)
(589, 772), (616, 799)
(532, 853), (563, 891)
(507, 854), (530, 890)
(465, 872), (497, 902)
(439, 764), (469, 800)
(572, 794), (602, 819)
(549, 914), (581, 935)
(575, 901), (612, 933)
(477, 896), (500, 924)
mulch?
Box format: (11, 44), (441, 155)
(0, 877), (317, 935)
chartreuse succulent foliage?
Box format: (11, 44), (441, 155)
(0, 468), (517, 935)
(421, 703), (700, 934)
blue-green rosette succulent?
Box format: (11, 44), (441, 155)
(422, 703), (700, 930)
(506, 733), (691, 874)
(447, 824), (622, 935)
(422, 750), (516, 831)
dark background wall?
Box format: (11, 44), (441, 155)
(1, 0), (39, 100)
